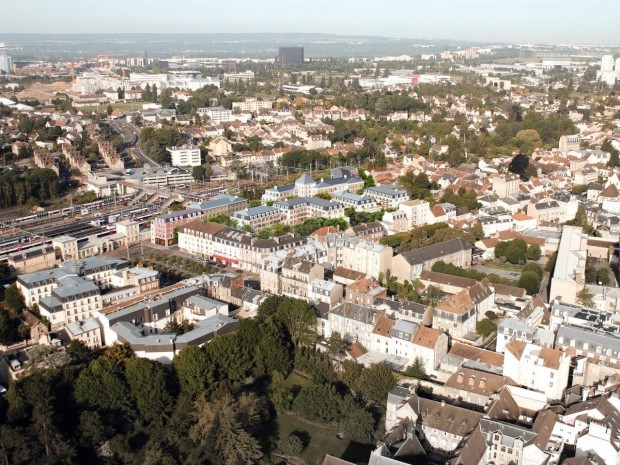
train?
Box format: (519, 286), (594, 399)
(0, 194), (136, 229)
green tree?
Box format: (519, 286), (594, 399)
(173, 345), (214, 397)
(279, 433), (304, 455)
(192, 165), (206, 181)
(124, 357), (172, 426)
(476, 318), (497, 337)
(404, 357), (429, 380)
(340, 400), (376, 444)
(293, 384), (343, 423)
(518, 271), (541, 295)
(527, 244), (542, 261)
(5, 284), (25, 311)
(356, 363), (397, 405)
(576, 286), (595, 308)
(327, 331), (348, 358)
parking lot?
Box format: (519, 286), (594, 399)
(473, 265), (521, 281)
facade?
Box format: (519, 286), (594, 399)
(491, 174), (521, 198)
(8, 245), (60, 275)
(198, 106), (233, 125)
(262, 170), (364, 203)
(151, 209), (203, 247)
(230, 206), (284, 231)
(167, 145), (201, 167)
(391, 238), (472, 282)
(400, 199), (431, 228)
(503, 340), (571, 401)
(324, 233), (393, 279)
(232, 98), (273, 113)
(187, 194), (248, 219)
(433, 289), (478, 344)
(277, 46), (304, 65)
(275, 197), (345, 226)
(364, 184), (410, 208)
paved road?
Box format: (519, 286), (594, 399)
(110, 119), (161, 168)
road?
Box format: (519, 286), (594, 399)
(109, 119), (161, 168)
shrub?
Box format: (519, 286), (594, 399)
(485, 310), (498, 320)
(518, 271), (541, 295)
(476, 319), (497, 337)
(279, 433), (304, 455)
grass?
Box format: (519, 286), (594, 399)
(267, 372), (373, 465)
(273, 414), (373, 465)
(483, 260), (524, 272)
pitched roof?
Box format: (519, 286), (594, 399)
(398, 238), (471, 266)
(445, 367), (518, 398)
(412, 326), (441, 349)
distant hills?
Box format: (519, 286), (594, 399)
(0, 33), (478, 60)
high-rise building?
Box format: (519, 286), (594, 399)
(601, 54), (615, 72)
(277, 46), (304, 65)
(0, 43), (12, 75)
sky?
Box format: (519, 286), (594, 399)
(3, 0), (619, 44)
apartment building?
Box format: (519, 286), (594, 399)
(187, 194), (248, 219)
(166, 145), (201, 167)
(308, 279), (343, 307)
(8, 245), (59, 275)
(151, 209), (203, 247)
(491, 173), (521, 198)
(332, 190), (380, 212)
(232, 98), (273, 113)
(262, 170), (364, 203)
(197, 106), (233, 124)
(275, 197), (345, 226)
(98, 140), (124, 170)
(327, 302), (377, 348)
(281, 258), (324, 300)
(391, 238), (472, 282)
(364, 184), (410, 208)
(16, 256), (133, 307)
(230, 206), (284, 231)
(503, 340), (570, 401)
(400, 199), (431, 228)
(345, 278), (387, 306)
(38, 276), (103, 327)
(433, 289), (479, 344)
(324, 233), (393, 279)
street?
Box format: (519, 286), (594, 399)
(109, 119), (161, 168)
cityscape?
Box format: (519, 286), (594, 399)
(1, 2), (620, 465)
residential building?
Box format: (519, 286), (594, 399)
(281, 257), (324, 299)
(491, 173), (521, 198)
(324, 233), (393, 279)
(262, 170), (363, 203)
(230, 206), (284, 231)
(444, 367), (518, 407)
(308, 279), (343, 307)
(198, 106), (233, 124)
(167, 145), (201, 167)
(332, 190), (380, 212)
(64, 318), (102, 349)
(187, 194), (248, 219)
(400, 200), (431, 228)
(8, 245), (60, 275)
(275, 197), (345, 226)
(433, 289), (479, 344)
(151, 209), (203, 247)
(391, 238), (472, 282)
(232, 98), (273, 113)
(364, 184), (409, 208)
(503, 340), (571, 401)
(549, 226), (588, 304)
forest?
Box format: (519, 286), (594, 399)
(0, 168), (60, 208)
(0, 296), (396, 465)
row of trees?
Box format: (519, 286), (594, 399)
(0, 168), (60, 209)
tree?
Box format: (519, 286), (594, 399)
(174, 346), (214, 397)
(340, 401), (376, 444)
(74, 359), (135, 414)
(124, 357), (172, 426)
(327, 331), (348, 358)
(190, 394), (264, 465)
(404, 357), (429, 380)
(293, 384), (343, 423)
(576, 286), (595, 308)
(279, 433), (304, 455)
(5, 284), (25, 311)
(518, 271), (541, 295)
(476, 318), (497, 337)
(273, 298), (317, 346)
(527, 244), (542, 261)
(356, 363), (397, 405)
(192, 165), (206, 181)
(271, 386), (294, 413)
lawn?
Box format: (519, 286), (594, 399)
(267, 372), (374, 465)
(273, 414), (373, 465)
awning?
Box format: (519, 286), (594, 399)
(213, 254), (238, 264)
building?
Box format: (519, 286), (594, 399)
(491, 174), (521, 198)
(198, 106), (233, 125)
(559, 134), (580, 151)
(400, 200), (431, 228)
(151, 209), (203, 247)
(232, 98), (273, 113)
(549, 226), (588, 304)
(8, 245), (60, 275)
(391, 238), (472, 282)
(364, 185), (410, 209)
(503, 340), (571, 401)
(275, 197), (345, 226)
(324, 233), (393, 279)
(177, 221), (227, 258)
(230, 206), (284, 231)
(187, 194), (248, 219)
(0, 43), (12, 74)
(262, 169), (364, 203)
(278, 46), (304, 65)
(64, 319), (102, 349)
(167, 146), (201, 167)
(433, 289), (479, 344)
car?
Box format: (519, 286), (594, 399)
(0, 384), (6, 396)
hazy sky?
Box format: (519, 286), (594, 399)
(4, 0), (619, 44)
